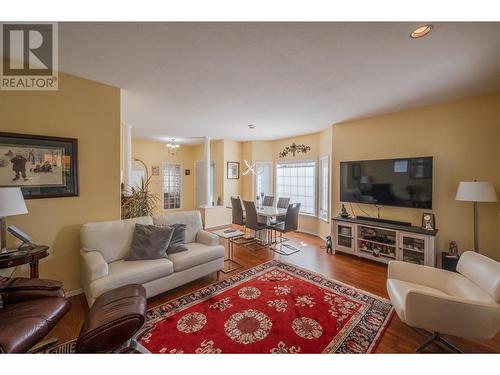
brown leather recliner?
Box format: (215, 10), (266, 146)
(0, 276), (71, 354)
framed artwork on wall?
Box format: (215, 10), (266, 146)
(227, 161), (240, 180)
(0, 132), (79, 199)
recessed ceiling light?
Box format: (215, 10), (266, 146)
(248, 124), (255, 129)
(410, 25), (433, 39)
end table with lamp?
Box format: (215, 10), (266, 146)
(0, 187), (49, 278)
(455, 180), (498, 253)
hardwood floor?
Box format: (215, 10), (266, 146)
(48, 227), (500, 353)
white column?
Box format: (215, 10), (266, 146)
(122, 123), (133, 193)
(204, 136), (212, 207)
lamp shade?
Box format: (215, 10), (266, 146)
(455, 181), (498, 202)
(0, 187), (28, 217)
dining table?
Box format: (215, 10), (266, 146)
(255, 206), (287, 244)
(226, 204), (288, 245)
(255, 206), (288, 225)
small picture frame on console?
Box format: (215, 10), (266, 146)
(421, 212), (436, 231)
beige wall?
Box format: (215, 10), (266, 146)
(0, 73), (121, 292)
(240, 132), (333, 237)
(131, 139), (196, 213)
(132, 139), (243, 216)
(332, 92), (500, 261)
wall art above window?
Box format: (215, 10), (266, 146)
(278, 142), (311, 158)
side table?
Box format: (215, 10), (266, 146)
(441, 252), (460, 273)
(0, 245), (49, 278)
(212, 229), (244, 273)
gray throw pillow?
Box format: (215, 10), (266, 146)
(124, 224), (174, 261)
(166, 223), (189, 255)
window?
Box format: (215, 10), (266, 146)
(255, 162), (273, 197)
(276, 161), (316, 215)
(163, 163), (181, 209)
(319, 156), (330, 221)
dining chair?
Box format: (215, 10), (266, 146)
(273, 197), (290, 225)
(231, 197), (245, 226)
(242, 200), (270, 249)
(263, 196), (275, 207)
(277, 197), (290, 209)
(270, 203), (301, 250)
(229, 197), (255, 245)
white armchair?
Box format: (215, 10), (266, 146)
(387, 251), (500, 352)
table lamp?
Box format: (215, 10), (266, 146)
(0, 187), (28, 253)
(455, 181), (498, 253)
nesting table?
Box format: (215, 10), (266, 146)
(212, 229), (244, 273)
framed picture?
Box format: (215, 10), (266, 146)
(227, 161), (240, 180)
(421, 212), (436, 231)
(185, 169), (190, 176)
(151, 165), (160, 176)
(0, 132), (79, 199)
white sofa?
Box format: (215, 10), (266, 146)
(387, 251), (500, 352)
(80, 210), (224, 307)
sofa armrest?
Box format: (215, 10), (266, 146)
(196, 230), (220, 246)
(405, 290), (500, 340)
(388, 260), (454, 290)
(80, 250), (108, 285)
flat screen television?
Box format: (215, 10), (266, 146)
(340, 157), (433, 209)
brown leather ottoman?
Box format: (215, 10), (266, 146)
(76, 284), (147, 353)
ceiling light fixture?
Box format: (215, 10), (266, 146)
(166, 138), (180, 156)
(248, 124), (255, 129)
(410, 25), (433, 39)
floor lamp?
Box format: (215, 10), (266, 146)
(455, 181), (498, 253)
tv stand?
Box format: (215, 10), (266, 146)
(355, 216), (412, 227)
(332, 216), (437, 267)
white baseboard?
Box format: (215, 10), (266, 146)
(66, 288), (83, 297)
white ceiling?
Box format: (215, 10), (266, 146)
(58, 22), (500, 142)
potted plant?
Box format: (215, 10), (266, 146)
(121, 175), (159, 219)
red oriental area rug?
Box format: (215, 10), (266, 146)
(134, 261), (394, 354)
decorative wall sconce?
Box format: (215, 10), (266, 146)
(278, 142), (311, 158)
(242, 160), (263, 176)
